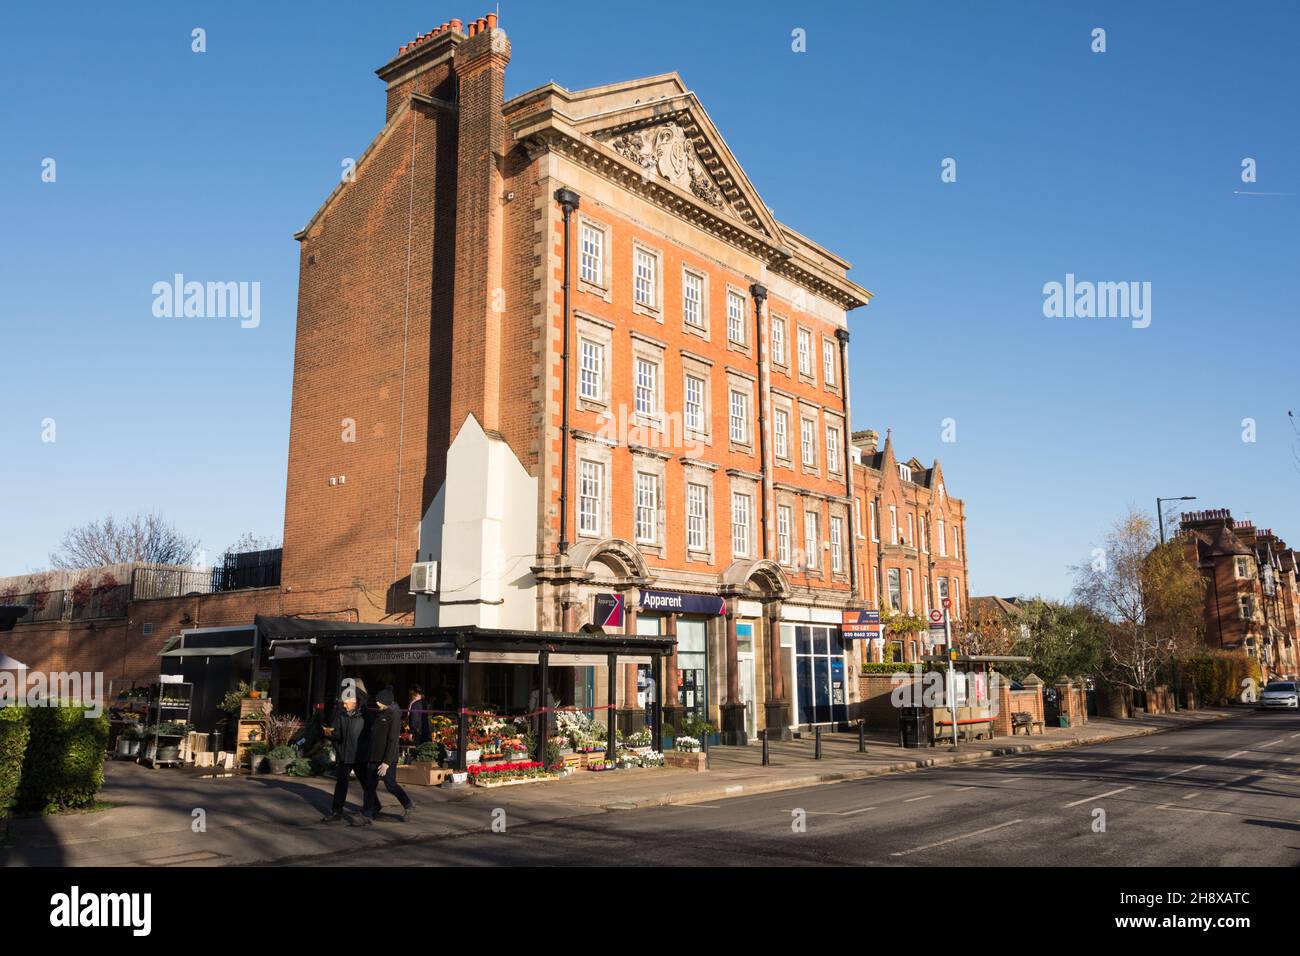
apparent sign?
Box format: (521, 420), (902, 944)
(594, 593), (624, 629)
(639, 590), (726, 616)
(842, 609), (881, 639)
(928, 609), (945, 625)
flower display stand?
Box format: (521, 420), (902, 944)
(663, 750), (708, 772)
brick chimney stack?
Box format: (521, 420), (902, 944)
(852, 429), (879, 455)
(376, 20), (463, 121)
(449, 14), (511, 436)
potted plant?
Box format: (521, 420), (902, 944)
(116, 723), (143, 758)
(266, 746), (297, 774)
(247, 741), (268, 773)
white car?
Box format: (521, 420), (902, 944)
(1259, 681), (1299, 710)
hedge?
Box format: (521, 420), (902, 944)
(1183, 651), (1262, 706)
(0, 708), (30, 818)
(16, 704), (109, 814)
(861, 662), (932, 675)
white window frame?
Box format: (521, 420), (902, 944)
(898, 464), (912, 482)
(687, 482), (709, 553)
(804, 509), (820, 570)
(731, 492), (752, 559)
(684, 373), (706, 434)
(729, 389), (750, 445)
(682, 267), (705, 332)
(577, 459), (603, 537)
(823, 338), (836, 388)
(726, 289), (746, 346)
(938, 518), (947, 556)
(771, 315), (788, 367)
(889, 505), (898, 545)
(905, 568), (914, 613)
(870, 501), (879, 542)
(830, 516), (844, 574)
(774, 408), (790, 461)
(777, 504), (792, 565)
(634, 356), (658, 419)
(635, 472), (657, 545)
(920, 516), (928, 553)
(578, 339), (604, 402)
(906, 512), (915, 547)
(887, 568), (902, 612)
(826, 425), (840, 474)
(800, 417), (817, 468)
(797, 326), (813, 377)
(579, 221), (605, 288)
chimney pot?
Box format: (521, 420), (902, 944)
(477, 16), (488, 31)
(468, 22), (478, 36)
(486, 13), (498, 29)
(450, 18), (463, 32)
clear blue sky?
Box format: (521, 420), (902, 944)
(2, 1), (1297, 598)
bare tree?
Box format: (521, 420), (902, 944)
(50, 512), (200, 569)
(223, 531), (282, 556)
(1072, 509), (1205, 692)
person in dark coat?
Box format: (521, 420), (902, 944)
(358, 687), (413, 824)
(319, 687), (366, 823)
(407, 685), (432, 745)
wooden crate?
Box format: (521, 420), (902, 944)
(395, 763), (451, 787)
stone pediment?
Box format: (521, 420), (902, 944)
(596, 121), (728, 212)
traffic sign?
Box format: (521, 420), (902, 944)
(928, 609), (944, 625)
(942, 598), (952, 610)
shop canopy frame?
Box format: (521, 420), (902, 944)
(255, 615), (675, 771)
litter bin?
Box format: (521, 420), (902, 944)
(899, 707), (928, 748)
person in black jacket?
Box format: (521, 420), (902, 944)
(407, 685), (432, 745)
(319, 686), (366, 823)
(358, 687), (413, 824)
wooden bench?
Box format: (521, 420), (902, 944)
(1011, 711), (1044, 735)
(931, 717), (995, 744)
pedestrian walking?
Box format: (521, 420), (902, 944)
(359, 687), (413, 824)
(318, 686), (366, 823)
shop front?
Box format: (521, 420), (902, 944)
(779, 606), (852, 730)
(634, 589), (726, 735)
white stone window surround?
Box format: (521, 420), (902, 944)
(681, 264), (709, 339)
(577, 213), (612, 302)
(632, 240), (664, 321)
(572, 433), (614, 540)
(725, 368), (756, 454)
(680, 350), (714, 447)
(725, 284), (751, 355)
(574, 312), (613, 414)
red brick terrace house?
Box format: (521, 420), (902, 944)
(1180, 509), (1299, 679)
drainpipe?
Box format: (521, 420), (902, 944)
(554, 188), (580, 556)
(750, 283), (770, 560)
(836, 328), (857, 601)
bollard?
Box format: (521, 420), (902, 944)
(702, 728), (710, 771)
(762, 728), (770, 766)
(858, 720), (866, 753)
(814, 725), (822, 760)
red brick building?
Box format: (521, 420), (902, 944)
(1180, 508), (1299, 679)
(2, 13), (973, 740)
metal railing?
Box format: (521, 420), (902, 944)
(4, 549), (282, 624)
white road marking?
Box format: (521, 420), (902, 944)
(1226, 751), (1248, 759)
(1156, 804), (1232, 816)
(955, 786), (978, 792)
(842, 806), (876, 816)
(1260, 739), (1286, 749)
(890, 819), (1023, 857)
(1063, 786), (1134, 808)
(725, 785), (743, 794)
(903, 794), (933, 803)
(1158, 764), (1206, 780)
(1181, 791), (1199, 800)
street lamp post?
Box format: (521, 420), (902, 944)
(1156, 496), (1197, 544)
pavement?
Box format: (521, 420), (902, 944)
(0, 706), (1257, 867)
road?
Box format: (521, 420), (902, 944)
(285, 710), (1300, 866)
